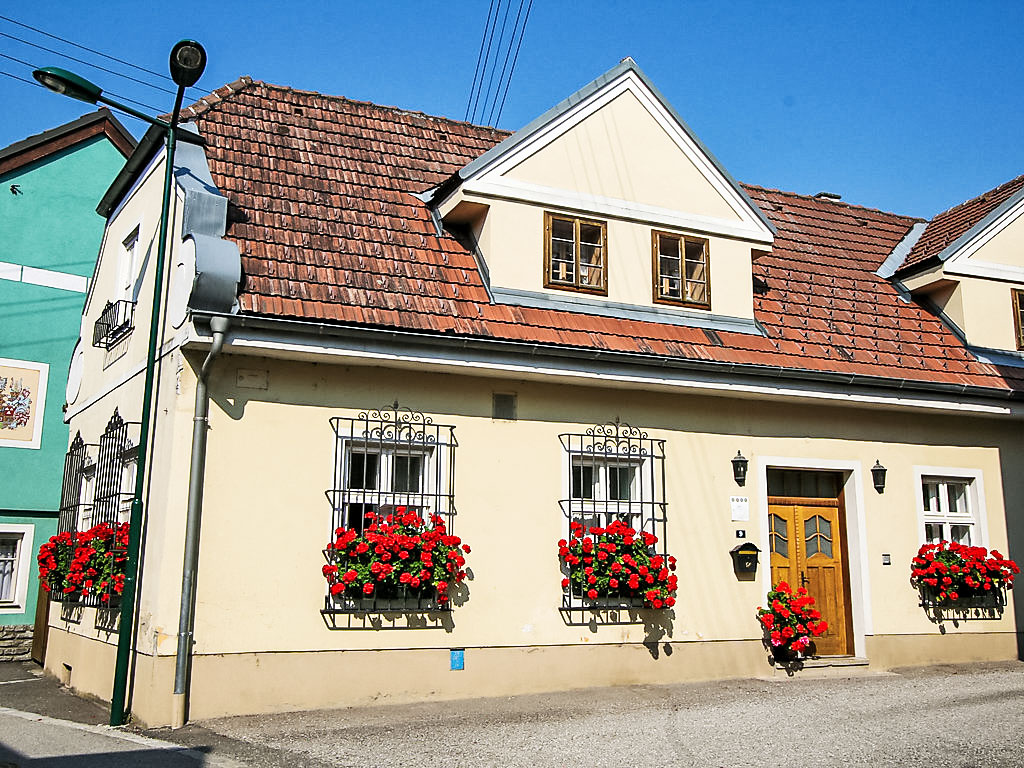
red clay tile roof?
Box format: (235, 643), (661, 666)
(898, 173), (1024, 273)
(184, 79), (1018, 394)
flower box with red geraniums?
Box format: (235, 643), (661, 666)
(558, 519), (678, 609)
(37, 522), (129, 606)
(322, 507), (469, 612)
(756, 581), (828, 659)
(910, 541), (1018, 607)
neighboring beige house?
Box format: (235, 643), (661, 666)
(48, 59), (1024, 727)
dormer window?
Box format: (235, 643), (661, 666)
(1013, 289), (1024, 350)
(653, 230), (709, 308)
(544, 212), (607, 295)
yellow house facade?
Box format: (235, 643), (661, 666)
(47, 60), (1024, 727)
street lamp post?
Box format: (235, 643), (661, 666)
(34, 40), (207, 727)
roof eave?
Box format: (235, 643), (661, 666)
(190, 310), (1021, 407)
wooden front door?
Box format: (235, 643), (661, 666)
(768, 496), (852, 656)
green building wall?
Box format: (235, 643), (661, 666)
(1, 133), (129, 628)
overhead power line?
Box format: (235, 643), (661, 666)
(486, 0), (528, 126)
(464, 0), (534, 127)
(0, 13), (205, 96)
(478, 0), (514, 125)
(464, 0), (496, 122)
(467, 0), (504, 125)
(0, 49), (163, 114)
(0, 68), (36, 86)
(493, 0), (533, 125)
(0, 30), (182, 98)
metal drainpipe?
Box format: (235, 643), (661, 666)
(172, 315), (229, 729)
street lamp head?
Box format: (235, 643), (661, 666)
(169, 40), (206, 88)
(32, 67), (102, 103)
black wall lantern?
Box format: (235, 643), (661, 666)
(732, 451), (748, 486)
(730, 542), (760, 576)
(871, 460), (887, 493)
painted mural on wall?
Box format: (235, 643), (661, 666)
(0, 359), (48, 449)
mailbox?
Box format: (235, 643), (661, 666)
(730, 542), (761, 575)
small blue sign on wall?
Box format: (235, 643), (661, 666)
(450, 648), (465, 671)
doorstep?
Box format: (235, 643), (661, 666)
(762, 655), (885, 680)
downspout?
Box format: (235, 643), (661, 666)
(172, 315), (229, 729)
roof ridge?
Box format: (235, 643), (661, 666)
(206, 78), (513, 136)
(929, 172), (1024, 218)
(177, 75), (257, 121)
(742, 182), (921, 221)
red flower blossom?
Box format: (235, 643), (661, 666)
(557, 519), (678, 609)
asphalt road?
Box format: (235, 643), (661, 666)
(2, 660), (1023, 767)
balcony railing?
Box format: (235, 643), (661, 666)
(92, 300), (135, 350)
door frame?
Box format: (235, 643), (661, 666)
(756, 456), (872, 659)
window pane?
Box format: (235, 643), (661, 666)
(608, 466), (634, 501)
(392, 455), (423, 493)
(571, 464), (595, 500)
(950, 524), (972, 546)
(806, 536), (819, 557)
(925, 522), (943, 544)
(579, 223), (602, 247)
(769, 514), (789, 557)
(579, 243), (603, 287)
(348, 451), (379, 490)
(345, 503), (377, 533)
(946, 483), (968, 515)
(0, 538), (17, 602)
(922, 482), (940, 512)
(550, 218), (575, 284)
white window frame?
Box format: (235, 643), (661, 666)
(76, 460), (97, 531)
(340, 440), (443, 519)
(913, 466), (988, 547)
(569, 455), (642, 504)
(561, 450), (654, 535)
(118, 227), (140, 302)
(0, 524), (35, 614)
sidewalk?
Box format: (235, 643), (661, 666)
(2, 660), (1024, 767)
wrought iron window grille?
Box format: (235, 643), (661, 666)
(558, 419), (667, 623)
(92, 299), (136, 350)
(323, 402), (458, 617)
(919, 585), (1006, 622)
(52, 410), (139, 607)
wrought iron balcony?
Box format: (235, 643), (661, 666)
(92, 300), (135, 350)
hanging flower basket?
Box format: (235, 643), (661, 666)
(37, 522), (129, 606)
(558, 519), (678, 609)
(322, 507), (469, 612)
(757, 581), (828, 659)
(910, 541), (1018, 609)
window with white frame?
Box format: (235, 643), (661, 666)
(118, 227), (140, 302)
(921, 476), (976, 546)
(0, 525), (34, 612)
(560, 423), (664, 530)
(0, 536), (20, 603)
(328, 403), (456, 534)
(76, 461), (96, 531)
(558, 421), (668, 611)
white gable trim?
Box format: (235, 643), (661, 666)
(938, 195), (1024, 283)
(454, 67), (774, 243)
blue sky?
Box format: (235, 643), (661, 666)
(1, 1), (1021, 218)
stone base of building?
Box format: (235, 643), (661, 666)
(42, 629), (1020, 727)
(0, 625), (34, 661)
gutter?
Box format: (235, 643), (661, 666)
(172, 315), (229, 729)
(190, 312), (1022, 407)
